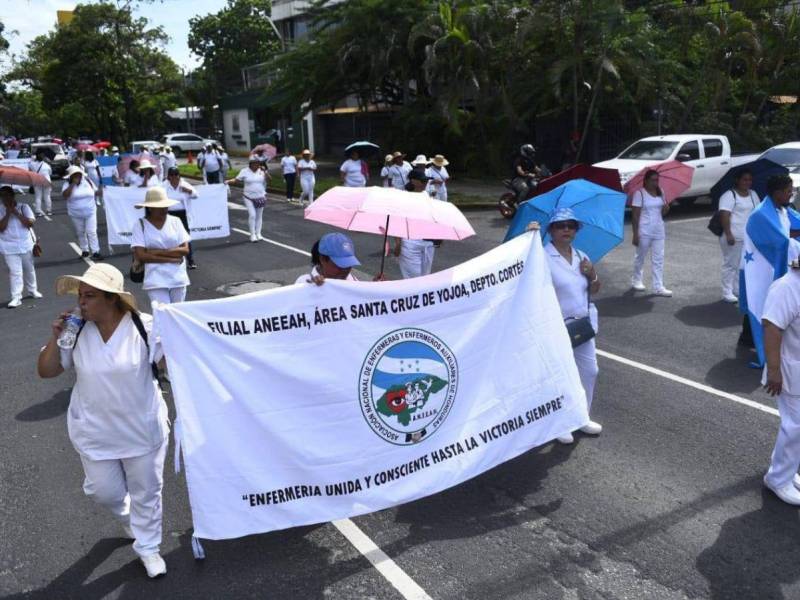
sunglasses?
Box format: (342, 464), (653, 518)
(551, 221), (578, 230)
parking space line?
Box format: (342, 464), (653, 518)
(231, 227), (311, 256)
(596, 349), (779, 417)
(332, 519), (432, 600)
(68, 242), (95, 266)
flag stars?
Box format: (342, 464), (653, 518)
(744, 251), (755, 264)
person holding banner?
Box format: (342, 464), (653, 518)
(544, 208), (603, 444)
(131, 188), (191, 308)
(28, 150), (52, 217)
(226, 157), (269, 242)
(123, 160), (142, 187)
(0, 186), (41, 308)
(297, 149), (317, 206)
(36, 263), (170, 578)
(137, 160), (160, 188)
(296, 232), (361, 284)
(62, 166), (101, 260)
(164, 167), (198, 269)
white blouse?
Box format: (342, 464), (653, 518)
(545, 242), (598, 331)
(0, 203), (35, 255)
(235, 167), (268, 199)
(131, 215), (191, 290)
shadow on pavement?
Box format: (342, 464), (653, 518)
(696, 488), (800, 600)
(674, 301), (742, 329)
(16, 388), (70, 422)
(594, 292), (655, 318)
(705, 346), (765, 395)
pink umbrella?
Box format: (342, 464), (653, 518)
(76, 142), (99, 152)
(305, 186), (476, 274)
(623, 160), (694, 205)
(0, 166), (50, 188)
(117, 153), (161, 180)
(251, 144), (277, 161)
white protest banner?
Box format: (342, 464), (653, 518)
(0, 158), (30, 168)
(103, 184), (229, 250)
(154, 232), (589, 540)
(185, 184), (230, 240)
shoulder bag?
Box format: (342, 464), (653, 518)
(129, 219), (145, 283)
(30, 227), (42, 257)
(708, 191), (737, 237)
(564, 250), (596, 348)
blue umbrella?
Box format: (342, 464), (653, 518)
(710, 158), (788, 203)
(504, 179), (627, 263)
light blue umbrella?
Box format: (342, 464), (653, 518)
(504, 179), (627, 263)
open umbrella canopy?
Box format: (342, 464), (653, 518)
(534, 163), (623, 197)
(0, 166), (50, 188)
(251, 143), (277, 160)
(623, 160), (694, 205)
(710, 158), (788, 202)
(305, 186), (475, 241)
(344, 141), (380, 159)
(76, 143), (99, 152)
(505, 179), (627, 263)
(94, 141), (112, 149)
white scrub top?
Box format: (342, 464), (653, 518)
(545, 242), (598, 330)
(281, 155), (297, 174)
(28, 159), (52, 182)
(387, 162), (412, 190)
(0, 203), (35, 255)
(142, 173), (160, 188)
(295, 265), (358, 284)
(718, 189), (759, 241)
(340, 159), (366, 187)
(425, 166), (449, 201)
(298, 159), (317, 181)
(202, 151), (221, 173)
(762, 269), (800, 396)
(62, 178), (96, 218)
(164, 178), (195, 211)
(60, 312), (169, 460)
(130, 215), (191, 290)
(235, 167), (268, 199)
(124, 170), (143, 187)
(631, 189), (666, 239)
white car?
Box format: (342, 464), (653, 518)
(160, 133), (217, 155)
(130, 140), (160, 154)
(757, 142), (800, 197)
(594, 134), (759, 201)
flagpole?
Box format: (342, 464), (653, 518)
(379, 214), (390, 276)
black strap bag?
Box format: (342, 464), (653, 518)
(564, 251), (596, 348)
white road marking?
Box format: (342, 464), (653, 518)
(670, 215), (713, 224)
(332, 519), (432, 600)
(232, 227), (311, 256)
(596, 349), (779, 417)
(68, 242), (95, 266)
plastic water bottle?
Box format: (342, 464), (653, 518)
(57, 307), (85, 349)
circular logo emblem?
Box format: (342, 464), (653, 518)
(359, 328), (458, 445)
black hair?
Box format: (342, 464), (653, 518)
(767, 174), (793, 196)
(167, 166), (180, 176)
(733, 168), (752, 183)
(102, 291), (128, 312)
(130, 159), (140, 170)
(310, 240), (321, 266)
(0, 185), (14, 197)
(644, 169), (664, 198)
(85, 151), (94, 161)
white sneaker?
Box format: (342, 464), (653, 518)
(631, 281), (646, 291)
(793, 473), (800, 490)
(764, 476), (800, 506)
(654, 288), (673, 297)
(556, 433), (574, 444)
(25, 290), (43, 299)
(257, 234), (264, 241)
(140, 553), (167, 578)
(580, 421), (603, 435)
(7, 297), (22, 308)
(249, 234), (257, 243)
(722, 294), (738, 303)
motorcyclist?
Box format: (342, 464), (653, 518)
(511, 144), (541, 202)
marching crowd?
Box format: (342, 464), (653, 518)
(1, 143), (799, 579)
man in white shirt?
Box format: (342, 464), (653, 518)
(29, 150), (53, 216)
(0, 186), (41, 307)
(199, 144), (222, 184)
(280, 150), (297, 201)
(386, 151), (412, 191)
(762, 257), (800, 505)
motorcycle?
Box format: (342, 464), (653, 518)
(497, 166), (551, 219)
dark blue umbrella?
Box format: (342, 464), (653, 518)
(710, 158), (788, 203)
(504, 179), (627, 263)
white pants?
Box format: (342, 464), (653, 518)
(147, 286), (187, 310)
(70, 212), (100, 253)
(34, 185), (52, 214)
(299, 177), (315, 204)
(79, 440), (167, 557)
(244, 198), (264, 239)
(632, 236), (665, 291)
(4, 251), (38, 301)
(399, 240), (435, 279)
(719, 237), (743, 297)
(766, 393), (800, 488)
(573, 337), (599, 413)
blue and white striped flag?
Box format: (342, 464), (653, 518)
(739, 197), (800, 366)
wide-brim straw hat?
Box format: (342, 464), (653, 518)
(138, 159), (156, 171)
(431, 154), (449, 167)
(302, 149), (311, 156)
(411, 154), (429, 166)
(135, 186), (178, 209)
(56, 263), (137, 311)
(63, 165), (84, 179)
(391, 151), (405, 159)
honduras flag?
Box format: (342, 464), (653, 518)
(97, 155), (119, 186)
(739, 197), (800, 366)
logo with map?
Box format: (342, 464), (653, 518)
(359, 328), (458, 445)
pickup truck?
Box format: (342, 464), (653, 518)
(594, 134), (759, 201)
(757, 142), (800, 199)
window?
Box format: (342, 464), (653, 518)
(702, 139), (723, 158)
(619, 141), (678, 161)
(677, 141), (700, 161)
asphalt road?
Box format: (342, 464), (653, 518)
(1, 186), (798, 600)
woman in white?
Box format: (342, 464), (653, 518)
(631, 169), (672, 296)
(393, 171), (435, 278)
(164, 166), (198, 269)
(380, 154), (393, 187)
(29, 150), (52, 216)
(137, 160), (160, 188)
(226, 157), (269, 242)
(131, 187), (191, 308)
(0, 186), (41, 308)
(62, 165), (101, 259)
(340, 150), (366, 187)
(543, 208), (603, 444)
(386, 151), (412, 190)
(297, 149), (317, 206)
(83, 151), (101, 188)
(37, 263), (170, 578)
(718, 168), (759, 303)
(426, 154), (450, 201)
(160, 146), (176, 180)
(123, 160), (143, 187)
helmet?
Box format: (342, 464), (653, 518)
(520, 144), (536, 159)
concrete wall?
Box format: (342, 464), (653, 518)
(223, 108), (251, 155)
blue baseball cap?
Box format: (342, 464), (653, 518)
(319, 233), (360, 268)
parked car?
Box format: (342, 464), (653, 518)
(30, 142), (69, 178)
(757, 142), (800, 198)
(160, 133), (217, 155)
(594, 134), (760, 202)
(130, 140), (160, 154)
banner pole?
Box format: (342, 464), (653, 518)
(379, 214), (390, 276)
